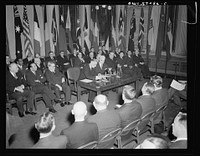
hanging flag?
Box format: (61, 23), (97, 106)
(89, 5), (95, 48)
(111, 15), (117, 51)
(76, 19), (81, 50)
(34, 5), (42, 56)
(13, 5), (23, 59)
(155, 5), (165, 62)
(44, 5), (51, 56)
(51, 6), (59, 55)
(6, 30), (10, 56)
(23, 5), (33, 58)
(104, 9), (111, 49)
(128, 8), (136, 52)
(118, 7), (126, 52)
(83, 6), (90, 54)
(138, 7), (144, 53)
(65, 6), (73, 53)
(93, 8), (99, 52)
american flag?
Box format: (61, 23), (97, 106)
(23, 5), (33, 57)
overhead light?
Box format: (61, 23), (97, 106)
(102, 5), (106, 8)
(108, 6), (111, 10)
(95, 5), (99, 10)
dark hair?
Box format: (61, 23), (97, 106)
(150, 75), (163, 88)
(123, 85), (136, 100)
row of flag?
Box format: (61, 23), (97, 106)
(10, 5), (177, 62)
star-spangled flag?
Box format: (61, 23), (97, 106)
(128, 8), (136, 52)
(13, 5), (23, 59)
(34, 5), (42, 55)
(138, 7), (144, 53)
(23, 5), (33, 57)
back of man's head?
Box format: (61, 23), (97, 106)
(122, 85), (136, 101)
(141, 82), (155, 95)
(72, 101), (87, 120)
(173, 112), (187, 138)
(93, 94), (108, 111)
(150, 75), (163, 88)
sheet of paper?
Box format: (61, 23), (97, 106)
(80, 79), (93, 83)
(170, 79), (186, 91)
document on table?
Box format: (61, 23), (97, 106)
(170, 79), (186, 91)
(80, 79), (93, 83)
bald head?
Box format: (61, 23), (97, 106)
(72, 101), (87, 119)
(93, 94), (108, 110)
(9, 62), (19, 73)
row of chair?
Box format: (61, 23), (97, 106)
(78, 104), (168, 149)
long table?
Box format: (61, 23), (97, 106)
(78, 74), (140, 98)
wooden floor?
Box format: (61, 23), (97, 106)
(6, 77), (183, 149)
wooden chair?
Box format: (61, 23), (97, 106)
(97, 128), (122, 149)
(149, 105), (168, 133)
(66, 67), (82, 101)
(132, 111), (155, 144)
(116, 119), (140, 148)
(77, 141), (98, 149)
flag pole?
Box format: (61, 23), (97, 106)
(146, 5), (151, 67)
(164, 5), (169, 78)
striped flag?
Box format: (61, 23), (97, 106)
(44, 6), (51, 56)
(128, 8), (136, 52)
(138, 7), (144, 53)
(84, 6), (90, 54)
(13, 5), (23, 59)
(34, 5), (42, 55)
(111, 15), (117, 51)
(23, 5), (33, 57)
(6, 29), (10, 56)
(65, 6), (73, 53)
(51, 6), (59, 55)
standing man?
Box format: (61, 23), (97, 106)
(6, 63), (36, 117)
(26, 63), (58, 113)
(45, 61), (71, 106)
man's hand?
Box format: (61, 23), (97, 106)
(15, 86), (24, 93)
(61, 77), (65, 83)
(56, 84), (62, 91)
(35, 80), (41, 83)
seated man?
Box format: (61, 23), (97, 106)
(45, 51), (57, 67)
(136, 82), (156, 117)
(6, 63), (36, 117)
(94, 55), (109, 75)
(6, 55), (11, 72)
(170, 112), (187, 149)
(150, 75), (169, 110)
(135, 135), (169, 149)
(105, 51), (117, 73)
(115, 85), (142, 128)
(45, 61), (71, 106)
(32, 112), (68, 149)
(87, 94), (121, 148)
(56, 50), (71, 73)
(26, 63), (58, 113)
(61, 101), (99, 149)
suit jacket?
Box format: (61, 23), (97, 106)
(151, 88), (169, 109)
(87, 109), (121, 140)
(26, 70), (46, 87)
(116, 100), (142, 128)
(124, 56), (134, 67)
(74, 57), (85, 68)
(105, 58), (117, 71)
(83, 63), (97, 80)
(6, 71), (25, 97)
(56, 55), (71, 70)
(94, 62), (109, 75)
(45, 56), (57, 66)
(60, 121), (99, 149)
(136, 95), (156, 117)
(45, 68), (64, 86)
(32, 134), (68, 149)
(169, 140), (187, 149)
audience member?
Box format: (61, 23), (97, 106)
(34, 57), (45, 73)
(69, 48), (78, 67)
(56, 50), (71, 73)
(61, 101), (99, 148)
(26, 63), (58, 113)
(135, 135), (169, 149)
(45, 51), (57, 67)
(6, 55), (11, 71)
(136, 82), (156, 117)
(6, 63), (36, 117)
(87, 94), (121, 141)
(15, 58), (27, 76)
(32, 112), (68, 148)
(94, 55), (108, 75)
(115, 85), (142, 128)
(105, 51), (117, 72)
(169, 112), (187, 149)
(23, 52), (34, 67)
(74, 52), (85, 69)
(45, 61), (71, 106)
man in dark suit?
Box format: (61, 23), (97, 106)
(105, 51), (117, 72)
(136, 82), (156, 117)
(87, 94), (121, 148)
(56, 50), (71, 73)
(170, 112), (187, 149)
(69, 48), (78, 67)
(115, 85), (142, 128)
(61, 101), (99, 149)
(32, 112), (68, 149)
(45, 51), (57, 67)
(26, 63), (57, 113)
(94, 55), (108, 75)
(45, 61), (71, 106)
(6, 63), (36, 117)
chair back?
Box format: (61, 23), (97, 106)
(98, 128), (122, 149)
(137, 111), (155, 134)
(151, 105), (167, 122)
(121, 119), (140, 136)
(67, 67), (81, 82)
(77, 141), (98, 149)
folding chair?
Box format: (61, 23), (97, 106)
(97, 128), (122, 149)
(77, 141), (98, 149)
